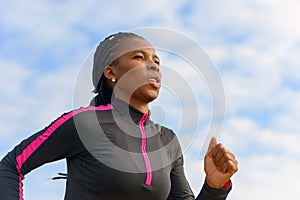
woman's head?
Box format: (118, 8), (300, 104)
(92, 32), (161, 106)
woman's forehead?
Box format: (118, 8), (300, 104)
(114, 37), (156, 57)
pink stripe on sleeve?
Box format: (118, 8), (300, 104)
(15, 104), (112, 200)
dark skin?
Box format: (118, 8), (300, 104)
(104, 37), (161, 114)
(103, 37), (238, 189)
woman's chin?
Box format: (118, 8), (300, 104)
(145, 90), (160, 103)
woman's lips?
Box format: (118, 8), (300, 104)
(148, 77), (161, 88)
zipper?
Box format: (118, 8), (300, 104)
(139, 113), (152, 186)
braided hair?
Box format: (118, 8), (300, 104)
(90, 32), (146, 106)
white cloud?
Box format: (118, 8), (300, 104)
(0, 58), (31, 96)
(229, 154), (300, 200)
(23, 161), (66, 200)
(0, 56), (77, 145)
(0, 58), (33, 140)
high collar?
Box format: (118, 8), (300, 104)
(111, 98), (150, 125)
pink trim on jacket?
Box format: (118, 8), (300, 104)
(15, 104), (113, 200)
(139, 113), (152, 186)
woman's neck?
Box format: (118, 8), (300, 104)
(129, 99), (149, 114)
(115, 95), (149, 114)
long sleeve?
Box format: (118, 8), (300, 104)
(196, 180), (232, 200)
(166, 155), (196, 199)
(168, 135), (232, 200)
(0, 109), (87, 200)
(167, 149), (232, 200)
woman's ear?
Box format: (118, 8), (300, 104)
(103, 65), (115, 80)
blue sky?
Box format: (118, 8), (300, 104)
(1, 0), (300, 199)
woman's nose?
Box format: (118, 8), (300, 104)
(146, 64), (159, 72)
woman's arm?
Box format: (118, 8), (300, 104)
(0, 109), (87, 199)
(166, 155), (232, 200)
(166, 135), (237, 200)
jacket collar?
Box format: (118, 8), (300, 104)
(111, 98), (150, 125)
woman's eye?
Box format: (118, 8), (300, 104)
(133, 55), (144, 60)
(155, 60), (160, 66)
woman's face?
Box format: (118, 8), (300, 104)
(108, 37), (162, 105)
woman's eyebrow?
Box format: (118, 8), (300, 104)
(131, 50), (160, 61)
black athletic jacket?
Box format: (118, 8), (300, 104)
(0, 98), (232, 199)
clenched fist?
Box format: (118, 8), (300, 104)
(204, 137), (238, 188)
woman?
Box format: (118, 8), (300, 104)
(0, 32), (238, 199)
